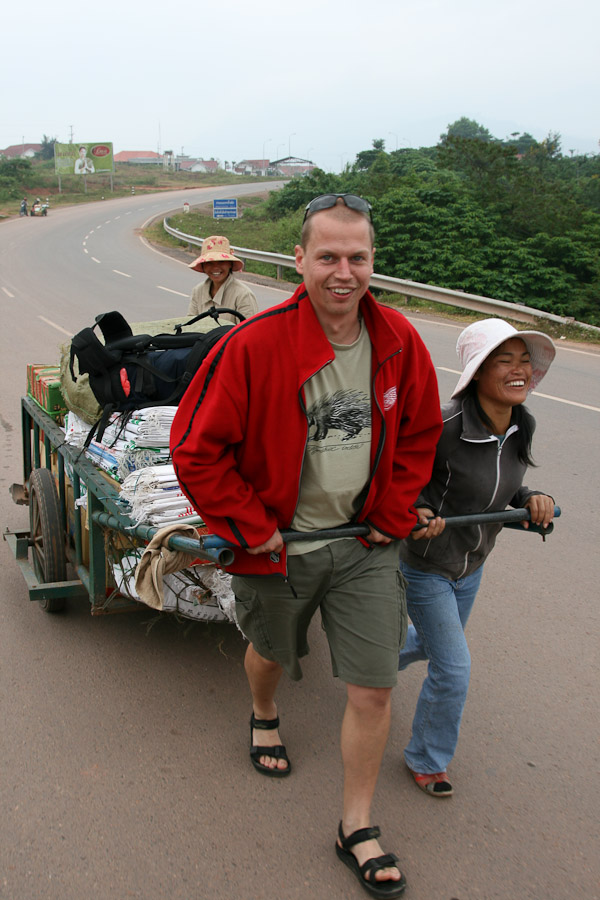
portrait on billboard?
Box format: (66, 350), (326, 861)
(74, 146), (95, 174)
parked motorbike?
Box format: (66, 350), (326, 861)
(30, 199), (49, 217)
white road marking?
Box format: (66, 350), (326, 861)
(2, 287), (15, 298)
(91, 257), (101, 263)
(105, 220), (111, 224)
(436, 367), (599, 412)
(531, 391), (600, 412)
(84, 248), (88, 254)
(157, 285), (188, 297)
(38, 316), (72, 337)
(113, 269), (132, 278)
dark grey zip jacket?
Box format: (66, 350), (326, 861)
(399, 393), (544, 580)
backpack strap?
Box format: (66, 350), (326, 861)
(174, 306), (246, 332)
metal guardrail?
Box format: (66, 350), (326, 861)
(164, 218), (600, 333)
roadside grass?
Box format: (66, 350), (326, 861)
(0, 161), (269, 219)
(159, 203), (305, 282)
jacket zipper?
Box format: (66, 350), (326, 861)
(355, 349), (402, 522)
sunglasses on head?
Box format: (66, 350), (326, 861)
(303, 193), (373, 223)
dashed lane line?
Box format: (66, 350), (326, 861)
(38, 316), (73, 337)
(113, 270), (132, 278)
(157, 285), (188, 297)
(2, 287), (15, 298)
(91, 257), (101, 264)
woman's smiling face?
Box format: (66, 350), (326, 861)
(474, 337), (532, 411)
(203, 260), (232, 292)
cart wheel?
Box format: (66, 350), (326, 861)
(29, 468), (67, 612)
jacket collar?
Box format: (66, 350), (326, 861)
(459, 392), (519, 442)
(291, 283), (405, 384)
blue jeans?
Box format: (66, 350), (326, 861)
(398, 561), (484, 774)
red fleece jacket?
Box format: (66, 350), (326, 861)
(171, 284), (442, 576)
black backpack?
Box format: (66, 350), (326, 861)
(69, 307), (241, 443)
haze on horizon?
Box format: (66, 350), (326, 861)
(3, 0), (598, 172)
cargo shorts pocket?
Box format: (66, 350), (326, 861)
(230, 576), (273, 653)
(397, 567), (408, 651)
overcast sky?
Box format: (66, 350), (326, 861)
(3, 0), (598, 171)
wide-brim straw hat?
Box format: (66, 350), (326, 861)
(451, 318), (556, 398)
(188, 235), (244, 273)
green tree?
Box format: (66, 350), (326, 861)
(504, 132), (539, 154)
(38, 135), (57, 161)
(440, 117), (494, 144)
(354, 139), (387, 171)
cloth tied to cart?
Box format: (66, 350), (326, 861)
(135, 523), (200, 609)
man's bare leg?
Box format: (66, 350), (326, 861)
(245, 643), (288, 772)
(339, 684), (402, 884)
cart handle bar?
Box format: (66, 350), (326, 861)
(91, 511), (235, 566)
(201, 506), (561, 551)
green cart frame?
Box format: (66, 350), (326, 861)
(4, 396), (232, 615)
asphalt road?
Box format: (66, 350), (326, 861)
(0, 189), (599, 900)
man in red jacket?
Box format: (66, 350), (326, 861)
(171, 194), (442, 897)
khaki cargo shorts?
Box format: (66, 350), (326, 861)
(231, 539), (407, 686)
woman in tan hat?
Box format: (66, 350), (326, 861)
(187, 235), (259, 324)
(397, 318), (556, 798)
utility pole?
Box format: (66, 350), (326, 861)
(69, 125), (74, 143)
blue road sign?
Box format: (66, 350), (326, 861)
(213, 198), (238, 219)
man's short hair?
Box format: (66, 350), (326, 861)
(301, 201), (375, 249)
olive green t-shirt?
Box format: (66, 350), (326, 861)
(289, 322), (372, 555)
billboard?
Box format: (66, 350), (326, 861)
(54, 142), (114, 175)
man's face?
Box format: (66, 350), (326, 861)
(294, 209), (374, 326)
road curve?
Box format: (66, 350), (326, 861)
(0, 189), (598, 900)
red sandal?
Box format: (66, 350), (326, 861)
(408, 768), (453, 797)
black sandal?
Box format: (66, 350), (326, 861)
(249, 713), (291, 778)
(335, 821), (406, 898)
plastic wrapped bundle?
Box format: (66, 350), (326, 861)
(120, 465), (202, 526)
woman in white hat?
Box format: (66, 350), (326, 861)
(187, 235), (259, 324)
(398, 318), (556, 798)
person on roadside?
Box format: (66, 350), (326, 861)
(397, 318), (556, 798)
(187, 235), (258, 324)
(172, 193), (443, 898)
(20, 198), (28, 216)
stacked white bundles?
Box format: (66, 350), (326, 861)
(85, 408), (176, 480)
(112, 554), (238, 626)
(118, 407), (177, 448)
(120, 465), (203, 527)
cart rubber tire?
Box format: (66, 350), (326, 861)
(29, 467), (67, 612)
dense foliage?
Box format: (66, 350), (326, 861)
(250, 122), (600, 325)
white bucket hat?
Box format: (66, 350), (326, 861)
(451, 318), (556, 398)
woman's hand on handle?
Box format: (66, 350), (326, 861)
(411, 507), (446, 541)
(523, 495), (555, 530)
